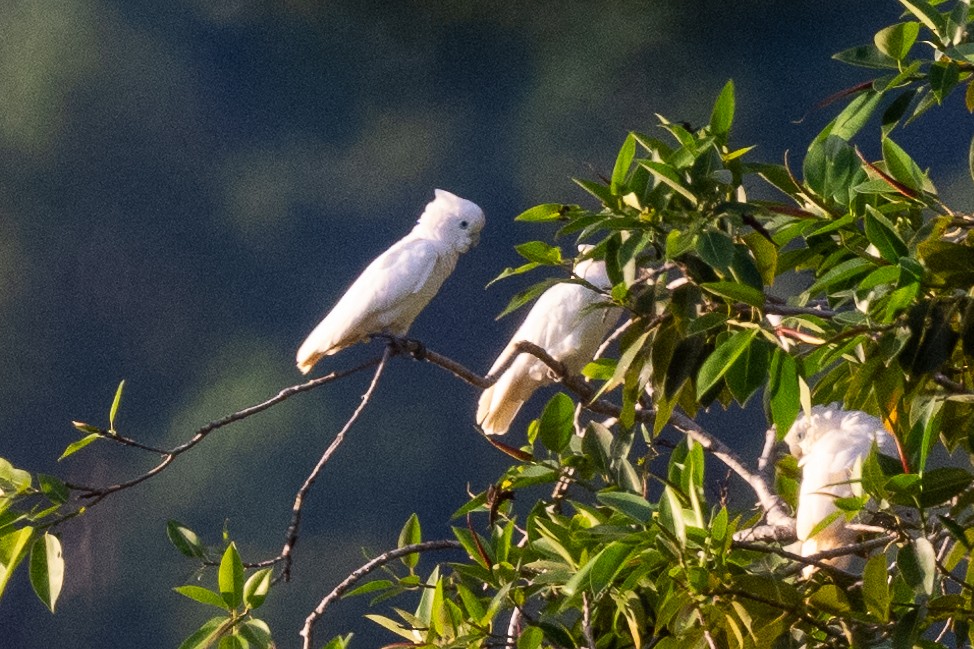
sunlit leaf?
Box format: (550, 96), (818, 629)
(696, 329), (758, 398)
(398, 513), (422, 569)
(219, 543), (244, 610)
(29, 533), (64, 613)
(243, 568), (272, 610)
(538, 393), (575, 454)
(175, 585), (230, 610)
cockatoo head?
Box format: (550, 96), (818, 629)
(415, 189), (485, 252)
(574, 245), (613, 290)
(784, 404), (896, 460)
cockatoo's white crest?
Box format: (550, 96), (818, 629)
(295, 190), (485, 374)
(784, 404), (896, 576)
(477, 247), (621, 435)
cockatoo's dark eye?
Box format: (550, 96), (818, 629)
(459, 220), (469, 229)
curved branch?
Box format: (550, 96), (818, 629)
(299, 539), (463, 649)
(73, 356), (384, 500)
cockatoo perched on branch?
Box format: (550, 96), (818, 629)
(296, 189), (485, 374)
(477, 249), (622, 435)
(784, 404), (897, 575)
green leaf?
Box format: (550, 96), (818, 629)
(167, 520), (208, 560)
(0, 527), (33, 602)
(108, 379), (125, 432)
(831, 89), (884, 141)
(37, 474), (69, 505)
(174, 585), (230, 610)
(864, 206), (909, 262)
(320, 634), (354, 649)
(898, 0), (946, 37)
(239, 619), (274, 647)
(882, 137), (926, 191)
(832, 45), (900, 69)
(970, 133), (974, 184)
(514, 241), (563, 265)
(726, 338), (771, 406)
(874, 22), (920, 60)
(596, 490), (653, 523)
(863, 554), (891, 622)
(562, 541), (634, 600)
(243, 568), (272, 610)
(709, 80), (735, 138)
(515, 203), (577, 222)
(611, 133), (637, 191)
(538, 393), (575, 454)
(495, 278), (564, 319)
(638, 160), (698, 205)
(517, 626), (544, 649)
(177, 617), (229, 649)
(219, 543), (244, 610)
(899, 537), (936, 596)
(58, 432), (101, 461)
(806, 257), (874, 295)
(695, 230), (736, 272)
(29, 533), (64, 613)
(766, 350), (800, 437)
(696, 329), (758, 398)
(700, 281), (765, 308)
(398, 513), (422, 569)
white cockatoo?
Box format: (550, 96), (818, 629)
(784, 404), (897, 575)
(296, 189), (485, 374)
(477, 249), (622, 435)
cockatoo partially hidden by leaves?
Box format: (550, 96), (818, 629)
(477, 251), (621, 435)
(784, 404), (897, 575)
(296, 189), (485, 374)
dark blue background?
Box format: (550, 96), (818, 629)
(0, 2), (968, 646)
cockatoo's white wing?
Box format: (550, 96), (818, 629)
(296, 189), (484, 374)
(296, 237), (453, 373)
(477, 260), (620, 435)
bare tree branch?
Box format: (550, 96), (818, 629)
(278, 346), (392, 583)
(299, 539), (463, 649)
(72, 356), (384, 501)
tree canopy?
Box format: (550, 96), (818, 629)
(5, 1), (974, 648)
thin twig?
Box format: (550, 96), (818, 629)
(279, 347), (392, 583)
(74, 356), (383, 500)
(299, 539), (463, 649)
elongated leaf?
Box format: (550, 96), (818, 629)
(611, 133), (637, 191)
(515, 241), (562, 265)
(398, 513), (422, 569)
(864, 206), (908, 262)
(862, 554), (890, 622)
(832, 45), (900, 69)
(767, 350), (800, 437)
(596, 490), (653, 523)
(898, 0), (945, 38)
(695, 230), (735, 272)
(806, 257), (873, 295)
(177, 617), (230, 649)
(175, 585), (230, 610)
(0, 527), (33, 601)
(167, 520), (208, 559)
(562, 541), (634, 600)
(899, 537), (936, 596)
(515, 203), (577, 222)
(874, 22), (920, 60)
(709, 80), (735, 138)
(219, 543), (244, 609)
(696, 329), (758, 398)
(109, 379), (125, 432)
(58, 433), (101, 461)
(538, 393), (575, 454)
(243, 568), (272, 610)
(700, 281), (765, 308)
(29, 533), (64, 612)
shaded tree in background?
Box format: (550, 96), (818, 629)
(6, 1), (974, 648)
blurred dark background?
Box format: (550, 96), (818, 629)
(1, 2), (970, 646)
